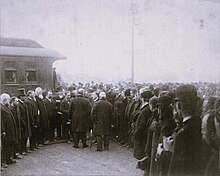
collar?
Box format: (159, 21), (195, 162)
(46, 97), (51, 102)
(183, 116), (192, 123)
(141, 102), (149, 109)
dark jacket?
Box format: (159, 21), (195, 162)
(17, 101), (32, 138)
(69, 96), (92, 133)
(0, 104), (18, 143)
(91, 99), (113, 136)
(168, 117), (202, 176)
(133, 103), (152, 160)
(43, 98), (56, 126)
(60, 98), (70, 124)
(35, 96), (49, 129)
(25, 97), (40, 127)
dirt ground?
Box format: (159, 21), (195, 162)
(1, 140), (144, 176)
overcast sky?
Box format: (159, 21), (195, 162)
(1, 0), (220, 83)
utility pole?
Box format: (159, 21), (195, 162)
(130, 1), (138, 84)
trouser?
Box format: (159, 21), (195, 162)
(2, 140), (15, 163)
(39, 128), (48, 145)
(63, 124), (71, 141)
(30, 127), (39, 149)
(56, 114), (62, 138)
(158, 151), (172, 176)
(97, 135), (109, 150)
(73, 132), (86, 147)
(49, 122), (55, 141)
(20, 137), (28, 153)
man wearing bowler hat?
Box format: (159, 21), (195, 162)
(69, 88), (92, 148)
(168, 84), (202, 176)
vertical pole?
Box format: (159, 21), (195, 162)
(131, 10), (134, 84)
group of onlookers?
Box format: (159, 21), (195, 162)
(1, 81), (220, 175)
(1, 87), (72, 171)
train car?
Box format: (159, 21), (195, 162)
(0, 37), (66, 95)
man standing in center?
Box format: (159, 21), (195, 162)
(69, 88), (92, 148)
(91, 92), (113, 151)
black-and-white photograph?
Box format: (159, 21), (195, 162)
(0, 0), (220, 175)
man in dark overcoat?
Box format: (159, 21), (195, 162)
(60, 92), (71, 143)
(133, 90), (153, 160)
(35, 87), (49, 146)
(168, 84), (202, 176)
(43, 90), (56, 141)
(17, 95), (32, 155)
(0, 93), (18, 164)
(25, 90), (40, 151)
(91, 92), (113, 151)
(69, 88), (92, 148)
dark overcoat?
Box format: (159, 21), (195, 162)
(69, 96), (92, 133)
(60, 98), (70, 124)
(133, 103), (152, 160)
(168, 117), (202, 176)
(24, 98), (40, 127)
(0, 104), (18, 143)
(35, 96), (49, 129)
(91, 99), (113, 136)
(43, 98), (56, 126)
(17, 101), (32, 138)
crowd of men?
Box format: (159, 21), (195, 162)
(1, 81), (220, 176)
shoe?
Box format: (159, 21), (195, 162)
(72, 145), (79, 148)
(26, 150), (32, 153)
(6, 159), (17, 164)
(82, 144), (89, 148)
(21, 152), (27, 155)
(31, 148), (37, 151)
(1, 164), (8, 168)
(68, 141), (71, 144)
(14, 155), (22, 159)
(45, 141), (49, 144)
(1, 167), (4, 171)
(38, 144), (44, 147)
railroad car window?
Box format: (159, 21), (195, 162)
(5, 70), (17, 83)
(25, 70), (37, 83)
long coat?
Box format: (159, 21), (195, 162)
(91, 99), (113, 136)
(0, 104), (18, 143)
(24, 97), (40, 127)
(133, 103), (152, 160)
(60, 98), (70, 124)
(17, 101), (32, 138)
(68, 96), (92, 133)
(35, 96), (49, 129)
(43, 98), (56, 127)
(168, 117), (202, 176)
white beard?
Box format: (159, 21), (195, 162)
(38, 94), (43, 99)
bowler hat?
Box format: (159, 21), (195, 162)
(141, 91), (153, 100)
(176, 84), (197, 102)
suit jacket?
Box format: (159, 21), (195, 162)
(91, 99), (113, 135)
(168, 117), (202, 176)
(69, 96), (92, 133)
(0, 104), (18, 143)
